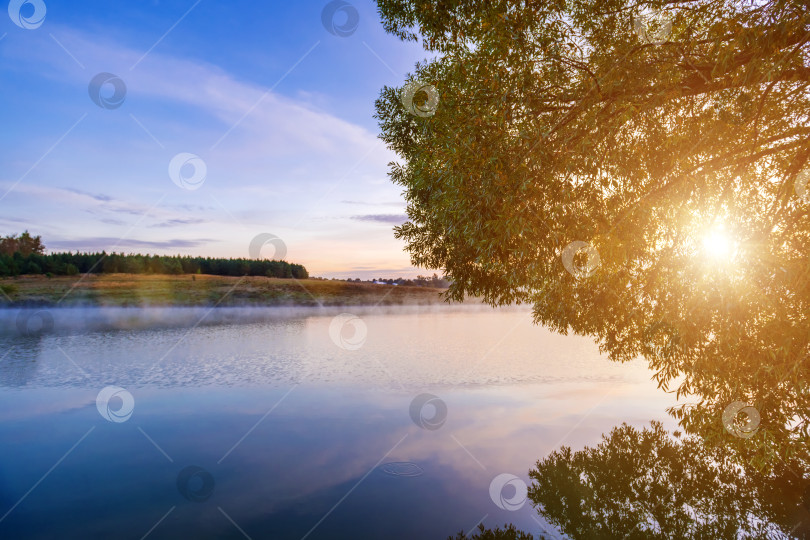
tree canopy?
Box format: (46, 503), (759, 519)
(375, 0), (810, 467)
(0, 231), (45, 257)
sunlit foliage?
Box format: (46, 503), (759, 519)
(375, 0), (810, 467)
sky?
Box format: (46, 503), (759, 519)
(0, 0), (430, 279)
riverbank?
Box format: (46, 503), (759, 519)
(0, 274), (458, 307)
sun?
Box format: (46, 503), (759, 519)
(701, 226), (737, 260)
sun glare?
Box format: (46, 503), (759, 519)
(701, 226), (737, 261)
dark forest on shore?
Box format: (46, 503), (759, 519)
(0, 231), (308, 279)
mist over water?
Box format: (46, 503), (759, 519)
(0, 304), (504, 335)
(0, 306), (654, 389)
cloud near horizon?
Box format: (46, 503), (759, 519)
(46, 237), (216, 252)
(351, 214), (407, 224)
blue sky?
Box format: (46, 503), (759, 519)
(0, 0), (429, 278)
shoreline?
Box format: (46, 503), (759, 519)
(0, 273), (469, 308)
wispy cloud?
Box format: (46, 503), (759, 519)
(2, 183), (147, 215)
(0, 183), (186, 223)
(100, 218), (127, 226)
(64, 188), (114, 202)
(0, 216), (32, 226)
(341, 200), (404, 207)
(7, 27), (387, 162)
(351, 214), (407, 224)
(47, 237), (215, 251)
(149, 218), (208, 228)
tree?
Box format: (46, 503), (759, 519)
(529, 422), (807, 539)
(375, 0), (810, 466)
(23, 261), (42, 274)
(0, 231), (45, 256)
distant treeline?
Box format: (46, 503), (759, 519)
(0, 232), (308, 279)
(345, 274), (450, 288)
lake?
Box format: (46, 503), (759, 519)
(0, 306), (676, 539)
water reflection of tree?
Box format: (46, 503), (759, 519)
(448, 524), (537, 539)
(0, 336), (44, 387)
(530, 422), (808, 539)
(450, 422), (808, 539)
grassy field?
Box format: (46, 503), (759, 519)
(0, 273), (456, 307)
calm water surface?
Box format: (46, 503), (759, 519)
(0, 306), (676, 539)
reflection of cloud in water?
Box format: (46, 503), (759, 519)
(0, 367), (675, 538)
(211, 384), (673, 538)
